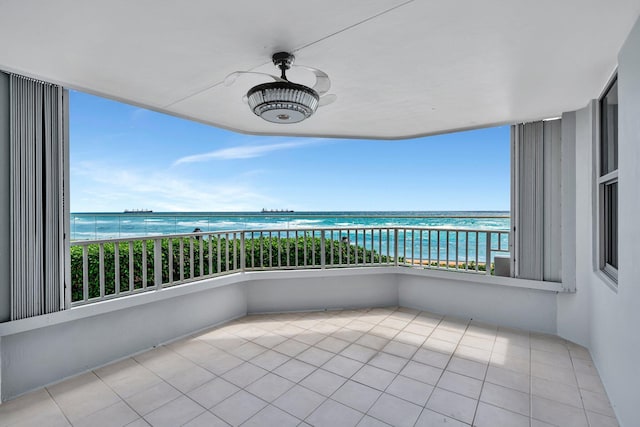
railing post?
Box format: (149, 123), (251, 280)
(320, 230), (326, 269)
(240, 232), (246, 272)
(394, 228), (399, 267)
(154, 238), (163, 289)
(485, 232), (492, 276)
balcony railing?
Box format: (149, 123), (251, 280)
(69, 227), (510, 306)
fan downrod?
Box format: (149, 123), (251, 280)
(272, 52), (295, 80)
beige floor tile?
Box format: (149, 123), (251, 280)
(197, 352), (244, 376)
(300, 369), (346, 396)
(164, 364), (216, 393)
(249, 349), (290, 371)
(480, 382), (529, 416)
(531, 396), (589, 427)
(322, 354), (365, 378)
(316, 336), (352, 353)
(144, 395), (205, 427)
(580, 388), (616, 417)
(369, 325), (400, 340)
(437, 371), (483, 399)
(252, 332), (288, 349)
(485, 365), (530, 393)
(134, 347), (197, 379)
(273, 359), (316, 383)
(438, 318), (470, 333)
(48, 372), (122, 423)
(400, 360), (443, 385)
(307, 399), (364, 427)
(273, 385), (325, 419)
(403, 323), (434, 337)
(0, 388), (68, 427)
(423, 337), (458, 354)
(182, 411), (229, 427)
(124, 419), (151, 427)
(394, 331), (428, 346)
(446, 356), (488, 380)
(532, 376), (583, 408)
(532, 361), (578, 387)
(242, 404), (301, 427)
(414, 408), (469, 426)
(352, 365), (396, 391)
(228, 341), (267, 360)
(246, 372), (295, 402)
(459, 335), (494, 351)
(385, 375), (434, 405)
(273, 338), (310, 357)
(296, 346), (335, 366)
(340, 343), (378, 363)
(368, 352), (408, 373)
(491, 341), (530, 360)
(186, 377), (240, 409)
(367, 393), (422, 427)
(210, 390), (267, 426)
(332, 380), (382, 413)
(412, 347), (451, 369)
(586, 410), (619, 427)
(356, 415), (391, 427)
(356, 334), (389, 350)
(73, 400), (139, 427)
(294, 331), (328, 346)
(382, 341), (418, 359)
(454, 345), (492, 364)
(412, 313), (443, 328)
(125, 382), (181, 416)
(489, 351), (530, 374)
(531, 348), (573, 369)
(473, 402), (529, 427)
(576, 371), (607, 394)
(220, 362), (268, 388)
(379, 317), (410, 331)
(430, 328), (464, 344)
(332, 327), (364, 343)
(426, 388), (477, 425)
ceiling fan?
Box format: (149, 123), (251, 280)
(224, 52), (337, 124)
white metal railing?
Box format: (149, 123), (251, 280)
(69, 227), (510, 306)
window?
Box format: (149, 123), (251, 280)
(598, 76), (618, 282)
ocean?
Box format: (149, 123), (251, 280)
(70, 211), (510, 241)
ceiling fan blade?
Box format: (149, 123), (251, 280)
(223, 71), (284, 87)
(295, 66), (331, 96)
(318, 94), (337, 107)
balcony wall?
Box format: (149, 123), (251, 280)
(0, 268), (559, 402)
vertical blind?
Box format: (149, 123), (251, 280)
(511, 120), (562, 282)
(9, 74), (64, 320)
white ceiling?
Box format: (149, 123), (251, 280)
(1, 0), (639, 139)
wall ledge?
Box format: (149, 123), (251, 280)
(0, 266), (563, 337)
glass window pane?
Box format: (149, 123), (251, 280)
(604, 181), (618, 269)
(600, 79), (618, 176)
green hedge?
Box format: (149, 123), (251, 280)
(70, 236), (395, 302)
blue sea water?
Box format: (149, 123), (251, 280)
(71, 211), (510, 240)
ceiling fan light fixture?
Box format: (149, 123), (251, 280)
(247, 81), (319, 124)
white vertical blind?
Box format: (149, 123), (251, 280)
(9, 74), (64, 320)
(512, 120), (562, 282)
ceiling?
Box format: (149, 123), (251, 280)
(1, 0), (639, 139)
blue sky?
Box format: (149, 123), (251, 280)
(70, 91), (510, 212)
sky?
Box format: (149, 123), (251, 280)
(70, 91), (510, 213)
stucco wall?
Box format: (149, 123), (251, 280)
(557, 15), (640, 427)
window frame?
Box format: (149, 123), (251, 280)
(597, 74), (618, 285)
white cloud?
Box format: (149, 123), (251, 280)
(173, 138), (321, 165)
(71, 161), (275, 212)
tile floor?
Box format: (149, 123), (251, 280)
(0, 307), (618, 427)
